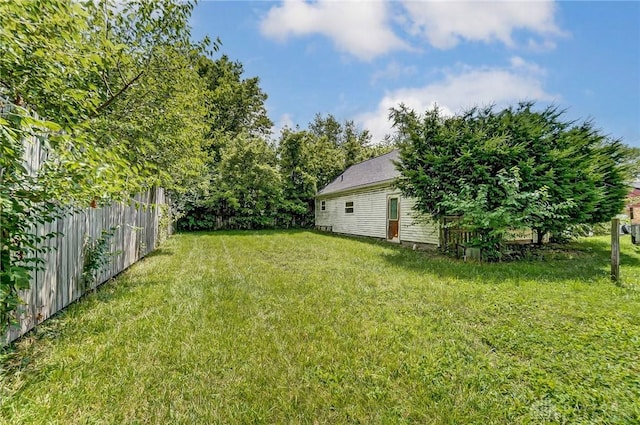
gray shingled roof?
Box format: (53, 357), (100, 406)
(317, 149), (400, 196)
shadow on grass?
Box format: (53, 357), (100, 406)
(7, 253), (175, 334)
(379, 248), (606, 284)
(0, 282), (169, 381)
(143, 247), (175, 258)
(174, 228), (311, 237)
(166, 230), (640, 286)
(321, 231), (639, 285)
(571, 237), (640, 263)
(89, 245), (177, 300)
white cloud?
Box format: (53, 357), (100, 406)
(371, 61), (418, 84)
(357, 61), (559, 143)
(509, 56), (546, 75)
(527, 38), (558, 52)
(401, 0), (562, 49)
(259, 0), (409, 61)
(259, 1), (565, 59)
(273, 113), (295, 140)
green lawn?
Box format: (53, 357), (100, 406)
(1, 231), (639, 424)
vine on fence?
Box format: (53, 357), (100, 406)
(81, 227), (121, 292)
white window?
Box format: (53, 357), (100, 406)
(321, 200), (326, 211)
(345, 201), (354, 214)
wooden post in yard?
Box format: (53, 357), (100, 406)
(611, 218), (620, 282)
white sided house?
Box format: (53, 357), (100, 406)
(315, 150), (440, 247)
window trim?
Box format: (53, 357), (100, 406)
(388, 197), (399, 221)
(345, 201), (354, 214)
(320, 200), (326, 211)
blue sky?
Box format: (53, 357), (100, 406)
(190, 1), (640, 148)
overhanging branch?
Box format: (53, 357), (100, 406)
(92, 70), (145, 117)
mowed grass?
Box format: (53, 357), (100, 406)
(1, 231), (639, 424)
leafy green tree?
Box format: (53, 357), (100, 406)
(309, 113), (394, 171)
(176, 54), (275, 229)
(0, 0), (144, 204)
(89, 0), (215, 194)
(440, 167), (573, 260)
(202, 134), (282, 230)
(0, 0), (210, 332)
(276, 116), (394, 228)
(197, 55), (273, 161)
(621, 146), (640, 183)
(308, 134), (349, 190)
(92, 46), (210, 194)
(277, 130), (318, 227)
(309, 113), (343, 147)
(1, 0), (214, 202)
(392, 102), (632, 258)
(342, 120), (374, 168)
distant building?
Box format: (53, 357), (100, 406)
(314, 150), (440, 247)
(315, 150), (538, 248)
(628, 182), (640, 224)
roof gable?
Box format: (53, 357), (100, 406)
(317, 149), (400, 196)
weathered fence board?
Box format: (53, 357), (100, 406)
(2, 97), (169, 344)
(4, 189), (167, 344)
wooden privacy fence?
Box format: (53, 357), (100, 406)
(4, 188), (167, 344)
(2, 97), (169, 344)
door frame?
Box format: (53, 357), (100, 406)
(387, 195), (400, 242)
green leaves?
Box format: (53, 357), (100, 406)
(394, 102), (632, 259)
(213, 134), (282, 229)
(198, 55), (273, 142)
(0, 0), (210, 333)
(82, 227), (120, 290)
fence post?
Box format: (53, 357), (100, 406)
(611, 218), (620, 282)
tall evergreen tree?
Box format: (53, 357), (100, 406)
(392, 102), (633, 258)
